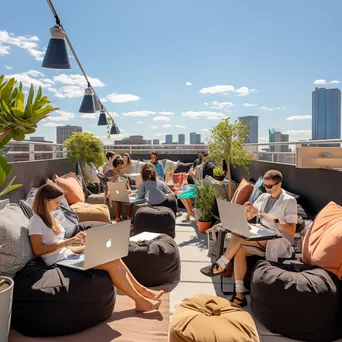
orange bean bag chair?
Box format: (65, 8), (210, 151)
(169, 294), (260, 342)
(303, 201), (342, 279)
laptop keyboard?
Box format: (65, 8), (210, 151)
(71, 260), (84, 268)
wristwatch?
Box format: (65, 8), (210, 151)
(274, 218), (280, 224)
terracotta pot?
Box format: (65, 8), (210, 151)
(197, 220), (212, 234)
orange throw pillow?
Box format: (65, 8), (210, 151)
(302, 201), (342, 279)
(54, 173), (85, 205)
(231, 178), (254, 204)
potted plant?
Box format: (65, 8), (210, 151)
(195, 181), (216, 233)
(213, 165), (225, 181)
(165, 164), (175, 184)
(0, 277), (14, 342)
(208, 117), (251, 200)
(63, 132), (106, 186)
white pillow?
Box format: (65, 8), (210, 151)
(84, 163), (100, 184)
(136, 160), (146, 173)
(131, 159), (138, 172)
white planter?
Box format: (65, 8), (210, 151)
(0, 276), (14, 342)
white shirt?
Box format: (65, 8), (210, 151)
(28, 214), (74, 266)
(253, 189), (298, 261)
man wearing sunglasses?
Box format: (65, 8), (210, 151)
(201, 170), (297, 308)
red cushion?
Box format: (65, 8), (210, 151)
(54, 173), (85, 205)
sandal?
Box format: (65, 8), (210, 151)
(230, 295), (247, 308)
(200, 262), (227, 277)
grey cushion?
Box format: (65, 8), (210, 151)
(0, 203), (34, 278)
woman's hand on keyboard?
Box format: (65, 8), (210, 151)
(73, 232), (87, 245)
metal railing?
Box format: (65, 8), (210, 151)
(6, 138), (342, 166)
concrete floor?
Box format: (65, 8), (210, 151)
(170, 213), (314, 342)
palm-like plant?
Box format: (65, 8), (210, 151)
(0, 75), (58, 196)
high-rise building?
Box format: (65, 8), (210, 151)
(165, 134), (173, 144)
(196, 134), (201, 144)
(269, 129), (289, 152)
(30, 137), (45, 142)
(145, 139), (152, 145)
(178, 134), (185, 144)
(312, 87), (341, 141)
(56, 125), (82, 144)
(190, 132), (196, 144)
(153, 139), (160, 145)
(238, 116), (258, 143)
(114, 135), (145, 145)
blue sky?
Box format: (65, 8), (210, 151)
(0, 0), (341, 144)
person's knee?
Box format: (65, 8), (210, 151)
(235, 247), (246, 261)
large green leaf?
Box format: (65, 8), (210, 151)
(12, 130), (25, 141)
(0, 156), (7, 168)
(34, 86), (42, 103)
(0, 169), (6, 186)
(0, 78), (16, 103)
(3, 164), (11, 176)
(0, 75), (4, 85)
(0, 176), (22, 198)
(0, 131), (13, 148)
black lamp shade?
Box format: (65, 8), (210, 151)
(110, 124), (120, 134)
(98, 112), (108, 126)
(79, 95), (95, 113)
(42, 26), (71, 69)
(94, 96), (101, 111)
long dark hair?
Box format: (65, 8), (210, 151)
(141, 162), (156, 181)
(122, 152), (131, 165)
(32, 183), (64, 235)
(113, 156), (124, 168)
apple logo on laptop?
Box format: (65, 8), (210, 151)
(116, 190), (119, 194)
(106, 239), (112, 248)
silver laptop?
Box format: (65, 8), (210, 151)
(56, 220), (131, 270)
(217, 198), (280, 241)
(107, 182), (146, 204)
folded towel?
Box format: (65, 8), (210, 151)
(31, 268), (70, 295)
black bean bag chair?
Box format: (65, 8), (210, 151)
(156, 195), (178, 216)
(135, 205), (176, 238)
(12, 258), (115, 337)
(250, 260), (342, 342)
(123, 234), (181, 287)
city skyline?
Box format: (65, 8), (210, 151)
(1, 1), (341, 144)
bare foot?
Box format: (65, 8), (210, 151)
(140, 288), (164, 301)
(135, 298), (161, 312)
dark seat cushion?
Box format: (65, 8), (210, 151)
(174, 162), (193, 173)
(123, 234), (180, 287)
(135, 205), (176, 238)
(12, 258), (115, 337)
(250, 260), (342, 341)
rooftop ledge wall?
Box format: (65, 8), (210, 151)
(231, 160), (341, 215)
(3, 156), (340, 216)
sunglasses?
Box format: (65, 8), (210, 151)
(264, 182), (279, 189)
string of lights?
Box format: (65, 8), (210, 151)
(42, 0), (120, 134)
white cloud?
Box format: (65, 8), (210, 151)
(101, 93), (140, 103)
(149, 125), (159, 129)
(200, 128), (210, 132)
(47, 110), (75, 122)
(5, 72), (52, 88)
(41, 78), (55, 85)
(286, 115), (312, 121)
(4, 64), (13, 70)
(44, 122), (64, 127)
(159, 111), (174, 115)
(174, 125), (185, 128)
(314, 79), (340, 85)
(80, 113), (98, 119)
(200, 84), (256, 97)
(136, 121), (143, 124)
(26, 69), (44, 77)
(108, 111), (119, 117)
(284, 129), (312, 136)
(122, 110), (156, 117)
(243, 103), (257, 108)
(161, 124), (172, 128)
(54, 85), (84, 98)
(53, 74), (105, 88)
(0, 45), (10, 55)
(153, 116), (171, 121)
(0, 30), (44, 61)
(186, 81), (192, 86)
(182, 110), (226, 120)
(258, 106), (285, 111)
(209, 101), (234, 110)
(204, 102), (209, 106)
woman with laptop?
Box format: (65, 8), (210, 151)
(201, 170), (297, 308)
(107, 156), (133, 222)
(28, 183), (163, 312)
(136, 162), (176, 209)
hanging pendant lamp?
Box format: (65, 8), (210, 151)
(42, 25), (71, 69)
(79, 87), (96, 113)
(97, 108), (108, 126)
(110, 123), (120, 135)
